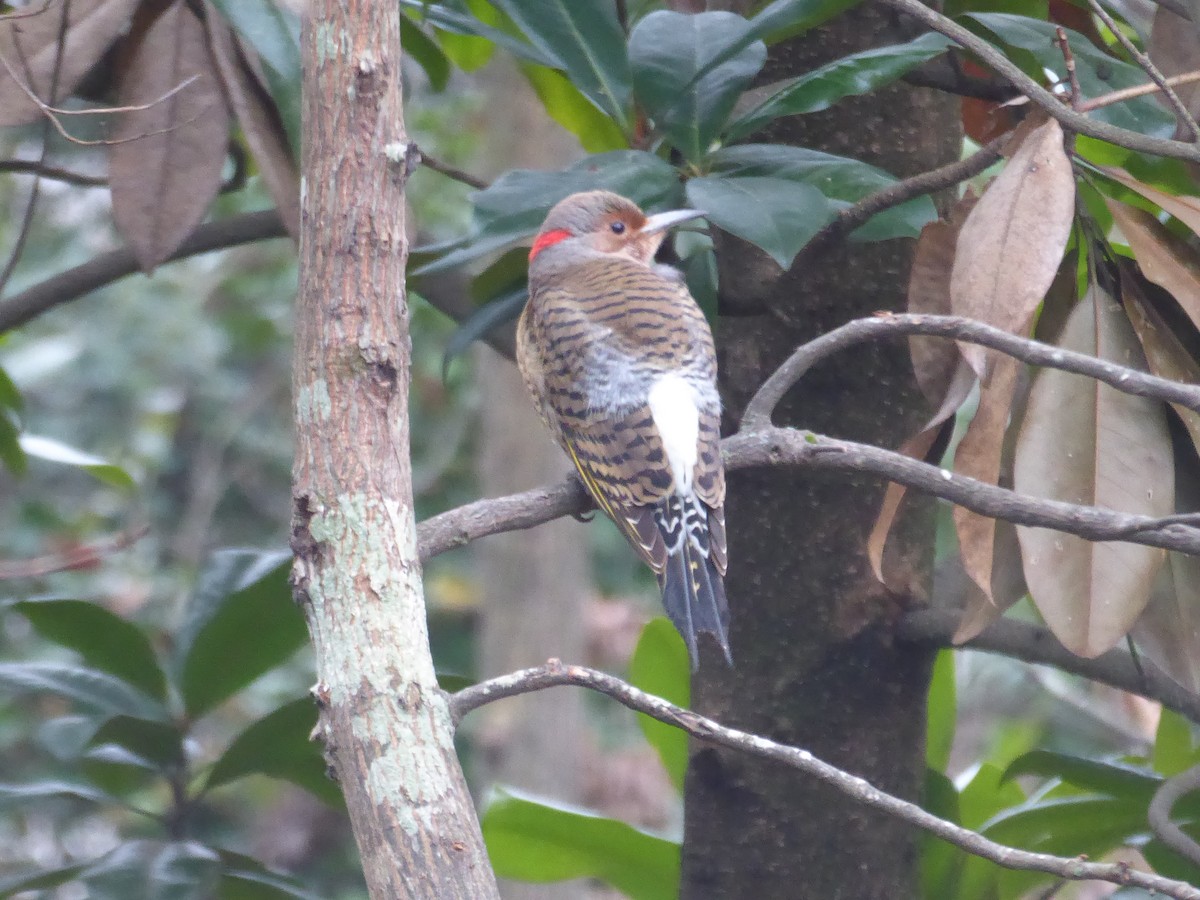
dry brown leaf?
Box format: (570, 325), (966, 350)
(1013, 284), (1174, 658)
(1102, 167), (1200, 239)
(1121, 267), (1200, 455)
(204, 4), (299, 238)
(109, 2), (230, 272)
(1149, 7), (1200, 143)
(1108, 198), (1200, 334)
(952, 519), (1025, 643)
(0, 0), (140, 127)
(950, 118), (1075, 377)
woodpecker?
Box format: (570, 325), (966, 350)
(517, 190), (730, 667)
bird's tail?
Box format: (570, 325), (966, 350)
(656, 495), (731, 669)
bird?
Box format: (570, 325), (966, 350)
(516, 190), (730, 668)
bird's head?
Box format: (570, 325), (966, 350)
(529, 190), (704, 268)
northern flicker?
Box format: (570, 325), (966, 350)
(517, 190), (730, 667)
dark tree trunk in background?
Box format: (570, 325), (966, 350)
(682, 5), (961, 898)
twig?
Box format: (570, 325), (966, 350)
(1149, 762), (1200, 866)
(409, 143), (488, 190)
(0, 159), (106, 187)
(1080, 70), (1200, 113)
(740, 313), (1200, 431)
(0, 524), (150, 580)
(1054, 27), (1082, 111)
(0, 210), (288, 333)
(875, 0), (1200, 162)
(449, 661), (1200, 899)
(897, 608), (1200, 725)
(794, 139), (1004, 266)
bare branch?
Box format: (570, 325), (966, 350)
(1088, 0), (1200, 142)
(875, 0), (1200, 162)
(1053, 27), (1082, 112)
(1150, 763), (1200, 866)
(1080, 70), (1200, 113)
(410, 143), (489, 190)
(741, 313), (1200, 431)
(0, 524), (149, 580)
(449, 661), (1200, 900)
(0, 158), (106, 187)
(897, 608), (1200, 725)
(0, 210), (288, 333)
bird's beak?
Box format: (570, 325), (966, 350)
(641, 208), (706, 235)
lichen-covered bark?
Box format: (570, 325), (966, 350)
(291, 3), (498, 897)
(681, 5), (961, 898)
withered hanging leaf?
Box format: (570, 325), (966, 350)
(950, 119), (1075, 377)
(1108, 199), (1200, 335)
(907, 195), (976, 404)
(1121, 268), (1200, 456)
(109, 2), (230, 272)
(952, 519), (1026, 644)
(1012, 284), (1174, 658)
(1102, 167), (1200, 238)
(0, 0), (141, 127)
(1134, 551), (1200, 693)
(1149, 8), (1200, 142)
(204, 4), (298, 238)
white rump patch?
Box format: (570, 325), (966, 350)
(647, 374), (699, 492)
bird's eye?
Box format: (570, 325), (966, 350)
(609, 221), (626, 235)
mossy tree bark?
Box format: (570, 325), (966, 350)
(291, 2), (499, 897)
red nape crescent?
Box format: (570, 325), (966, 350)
(529, 228), (572, 262)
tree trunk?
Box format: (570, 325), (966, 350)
(681, 5), (961, 898)
(291, 2), (498, 897)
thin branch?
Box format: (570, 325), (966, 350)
(1150, 763), (1200, 866)
(409, 143), (489, 190)
(0, 210), (288, 333)
(1088, 0), (1200, 142)
(793, 139), (1004, 267)
(449, 661), (1200, 900)
(875, 0), (1200, 162)
(741, 313), (1200, 431)
(0, 158), (106, 187)
(0, 524), (150, 580)
(1054, 27), (1082, 112)
(896, 608), (1200, 725)
(1080, 70), (1200, 113)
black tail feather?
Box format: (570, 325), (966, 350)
(659, 537), (731, 670)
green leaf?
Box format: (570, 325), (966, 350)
(920, 770), (961, 900)
(443, 288), (527, 377)
(0, 662), (167, 721)
(686, 175), (832, 268)
(482, 787), (680, 900)
(627, 618), (690, 791)
(19, 434), (135, 490)
(521, 64), (628, 153)
(208, 0), (302, 152)
(1003, 750), (1159, 800)
(0, 365), (21, 412)
(926, 650), (955, 773)
(400, 15), (451, 92)
(629, 11), (766, 162)
(80, 841), (221, 900)
(725, 32), (951, 140)
(0, 779), (118, 811)
(708, 143), (936, 241)
(0, 863), (87, 898)
(400, 0), (556, 68)
(176, 549), (306, 719)
(0, 409), (25, 475)
(746, 0), (863, 43)
(89, 715), (184, 769)
(966, 14), (1174, 135)
(206, 698), (342, 807)
(217, 851), (325, 900)
(490, 0), (631, 126)
(14, 598), (167, 701)
(1154, 709), (1196, 777)
(414, 151), (683, 275)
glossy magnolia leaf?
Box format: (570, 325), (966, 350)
(0, 411), (24, 476)
(744, 0), (861, 43)
(629, 11), (766, 162)
(207, 0), (301, 149)
(1156, 709), (1197, 777)
(110, 2), (230, 272)
(0, 862), (88, 897)
(920, 770), (961, 900)
(707, 144), (936, 242)
(1012, 287), (1174, 657)
(175, 549), (305, 719)
(217, 858), (324, 900)
(414, 151), (683, 275)
(520, 64), (628, 153)
(686, 175), (831, 269)
(1108, 198), (1200, 334)
(491, 0), (630, 126)
(926, 651), (955, 773)
(482, 787), (679, 900)
(14, 599), (166, 701)
(399, 0), (553, 68)
(399, 15), (451, 92)
(443, 288), (527, 377)
(628, 618), (690, 791)
(967, 14), (1174, 134)
(205, 8), (300, 238)
(89, 715), (183, 769)
(0, 0), (141, 126)
(938, 763), (1025, 899)
(18, 434), (134, 490)
(950, 118), (1074, 376)
(79, 841), (220, 900)
(726, 32), (951, 140)
(0, 662), (166, 721)
(1103, 167), (1200, 240)
(1003, 750), (1160, 801)
(206, 698), (341, 806)
(0, 779), (118, 811)
(1135, 551), (1200, 695)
